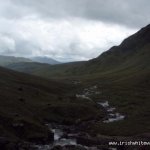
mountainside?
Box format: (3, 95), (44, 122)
(88, 24), (150, 71)
(0, 55), (32, 66)
(7, 24), (150, 81)
(7, 62), (51, 74)
(0, 66), (102, 148)
(0, 66), (66, 142)
(6, 61), (85, 79)
(1, 25), (150, 149)
(31, 56), (61, 64)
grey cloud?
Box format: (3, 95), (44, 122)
(0, 34), (36, 57)
(8, 0), (150, 28)
(0, 0), (147, 61)
(0, 34), (15, 53)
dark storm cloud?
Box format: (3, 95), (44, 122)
(10, 0), (150, 28)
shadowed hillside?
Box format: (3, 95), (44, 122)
(7, 24), (150, 83)
(5, 24), (150, 138)
(1, 24), (150, 149)
(0, 66), (102, 148)
(31, 56), (61, 64)
(0, 55), (32, 66)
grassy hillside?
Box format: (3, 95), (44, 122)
(6, 25), (150, 81)
(4, 24), (150, 137)
(0, 55), (32, 66)
(31, 56), (61, 64)
(6, 61), (86, 79)
(0, 66), (103, 145)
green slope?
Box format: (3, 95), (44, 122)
(31, 56), (61, 64)
(6, 24), (150, 82)
(0, 55), (32, 66)
(0, 66), (102, 144)
(4, 24), (150, 136)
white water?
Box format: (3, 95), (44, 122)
(76, 94), (92, 100)
(98, 101), (109, 107)
(98, 101), (125, 123)
(52, 128), (77, 146)
(34, 126), (104, 150)
(34, 127), (77, 150)
(76, 85), (125, 123)
(35, 85), (124, 149)
(51, 129), (63, 140)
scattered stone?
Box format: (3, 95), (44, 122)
(98, 101), (125, 123)
(19, 98), (25, 102)
(76, 94), (92, 101)
(12, 122), (24, 127)
(58, 96), (63, 101)
(76, 136), (101, 147)
(51, 145), (63, 150)
(103, 113), (125, 123)
(0, 137), (10, 150)
(64, 145), (87, 150)
(98, 101), (109, 108)
(18, 87), (23, 91)
(14, 113), (20, 117)
(107, 107), (116, 112)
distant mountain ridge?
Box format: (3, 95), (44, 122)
(0, 55), (32, 66)
(31, 56), (61, 64)
(0, 55), (61, 67)
(6, 24), (150, 80)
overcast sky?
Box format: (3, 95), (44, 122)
(0, 0), (149, 62)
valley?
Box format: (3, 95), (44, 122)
(0, 24), (150, 150)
